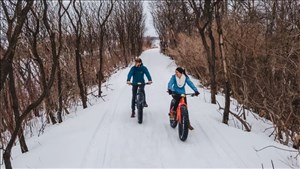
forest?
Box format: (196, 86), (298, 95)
(151, 0), (300, 148)
(0, 1), (299, 169)
(0, 0), (148, 168)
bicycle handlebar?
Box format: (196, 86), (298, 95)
(128, 82), (152, 86)
(171, 93), (196, 97)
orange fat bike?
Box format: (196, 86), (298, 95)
(169, 93), (195, 141)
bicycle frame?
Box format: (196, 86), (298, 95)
(172, 93), (194, 123)
(169, 93), (195, 141)
(176, 95), (188, 123)
(134, 82), (150, 106)
(129, 82), (151, 123)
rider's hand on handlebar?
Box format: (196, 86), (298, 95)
(147, 81), (152, 84)
(127, 81), (132, 85)
(194, 91), (200, 96)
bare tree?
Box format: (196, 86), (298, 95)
(63, 0), (88, 109)
(187, 0), (221, 104)
(223, 0), (300, 141)
(56, 0), (71, 123)
(93, 0), (114, 97)
(2, 0), (65, 168)
(8, 61), (28, 153)
(215, 1), (231, 124)
(0, 0), (34, 92)
(112, 0), (145, 66)
(150, 1), (191, 54)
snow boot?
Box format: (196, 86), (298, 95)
(169, 112), (175, 120)
(188, 123), (194, 130)
(131, 111), (135, 118)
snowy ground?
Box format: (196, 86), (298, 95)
(6, 46), (300, 168)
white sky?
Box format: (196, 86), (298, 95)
(143, 1), (158, 37)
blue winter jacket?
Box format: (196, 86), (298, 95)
(127, 64), (152, 85)
(168, 75), (198, 94)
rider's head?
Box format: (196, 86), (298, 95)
(135, 57), (142, 67)
(175, 67), (185, 78)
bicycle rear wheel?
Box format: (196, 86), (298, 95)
(169, 99), (177, 128)
(178, 106), (189, 141)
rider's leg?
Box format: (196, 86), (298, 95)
(172, 95), (181, 111)
(169, 95), (181, 118)
(131, 85), (138, 116)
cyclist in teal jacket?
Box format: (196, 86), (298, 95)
(167, 67), (199, 129)
(127, 57), (152, 117)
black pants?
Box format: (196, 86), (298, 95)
(172, 94), (187, 112)
(131, 84), (146, 111)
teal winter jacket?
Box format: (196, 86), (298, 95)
(168, 75), (198, 94)
(127, 64), (152, 85)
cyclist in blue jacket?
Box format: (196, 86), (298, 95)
(127, 57), (152, 117)
(167, 67), (199, 129)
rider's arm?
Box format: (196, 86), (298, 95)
(127, 67), (134, 82)
(144, 67), (152, 81)
(186, 77), (198, 92)
(168, 75), (175, 91)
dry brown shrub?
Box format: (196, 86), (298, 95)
(167, 32), (209, 85)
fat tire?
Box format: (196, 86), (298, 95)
(137, 93), (144, 124)
(178, 106), (189, 141)
(169, 99), (177, 128)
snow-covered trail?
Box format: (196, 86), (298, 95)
(10, 48), (299, 168)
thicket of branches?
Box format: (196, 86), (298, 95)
(0, 0), (146, 168)
(151, 0), (300, 148)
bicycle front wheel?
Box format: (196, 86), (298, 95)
(178, 106), (189, 141)
(137, 93), (144, 124)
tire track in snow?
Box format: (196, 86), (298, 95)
(98, 89), (123, 167)
(79, 104), (110, 167)
(79, 86), (124, 168)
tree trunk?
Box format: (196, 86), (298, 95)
(57, 61), (63, 123)
(45, 96), (57, 124)
(79, 49), (88, 106)
(122, 41), (128, 66)
(8, 65), (28, 153)
(75, 48), (87, 109)
(98, 31), (104, 97)
(216, 1), (231, 124)
(222, 81), (231, 124)
(18, 128), (28, 153)
(198, 28), (217, 104)
(208, 24), (217, 104)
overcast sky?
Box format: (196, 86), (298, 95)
(143, 1), (158, 37)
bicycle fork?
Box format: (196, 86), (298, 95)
(176, 98), (188, 123)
